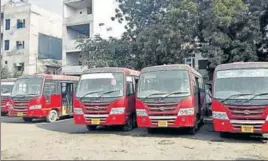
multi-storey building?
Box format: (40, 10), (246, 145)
(1, 1), (63, 75)
(61, 0), (125, 75)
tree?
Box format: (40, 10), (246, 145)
(79, 0), (200, 69)
(0, 65), (10, 79)
(78, 0), (268, 73)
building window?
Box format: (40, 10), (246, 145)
(5, 61), (7, 65)
(17, 19), (25, 29)
(16, 41), (25, 50)
(5, 19), (10, 30)
(4, 40), (9, 50)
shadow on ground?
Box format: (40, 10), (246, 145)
(32, 117), (268, 144)
(0, 115), (72, 124)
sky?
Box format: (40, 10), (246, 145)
(1, 0), (63, 15)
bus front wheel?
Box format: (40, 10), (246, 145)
(86, 125), (97, 131)
(122, 115), (134, 131)
(46, 110), (59, 123)
(23, 117), (33, 122)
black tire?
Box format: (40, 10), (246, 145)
(220, 132), (230, 138)
(22, 117), (33, 122)
(122, 115), (134, 131)
(199, 116), (205, 127)
(188, 118), (198, 135)
(1, 112), (8, 116)
(133, 114), (137, 128)
(46, 110), (59, 123)
(86, 125), (97, 131)
(147, 128), (155, 134)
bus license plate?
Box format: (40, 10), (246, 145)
(158, 121), (168, 127)
(241, 125), (254, 133)
(17, 112), (23, 117)
(91, 119), (100, 125)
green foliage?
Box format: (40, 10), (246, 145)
(77, 0), (268, 72)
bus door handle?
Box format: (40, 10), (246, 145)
(45, 95), (51, 104)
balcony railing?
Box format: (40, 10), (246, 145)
(64, 14), (93, 25)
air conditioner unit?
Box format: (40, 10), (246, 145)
(15, 63), (21, 66)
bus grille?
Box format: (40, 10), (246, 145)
(13, 101), (28, 113)
(82, 102), (110, 114)
(228, 106), (265, 117)
(1, 100), (7, 107)
(146, 103), (177, 112)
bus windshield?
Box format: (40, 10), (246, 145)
(11, 78), (43, 97)
(76, 72), (124, 98)
(1, 82), (14, 96)
(137, 70), (191, 99)
(214, 69), (268, 100)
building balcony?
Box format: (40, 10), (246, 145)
(64, 14), (93, 25)
(64, 0), (84, 4)
(65, 40), (81, 52)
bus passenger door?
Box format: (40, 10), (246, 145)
(194, 77), (202, 115)
(126, 76), (135, 115)
(60, 82), (74, 116)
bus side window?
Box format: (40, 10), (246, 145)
(44, 79), (56, 95)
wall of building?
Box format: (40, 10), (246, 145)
(92, 0), (125, 39)
(2, 4), (31, 74)
(29, 5), (63, 74)
(1, 3), (63, 75)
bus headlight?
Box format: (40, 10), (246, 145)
(266, 115), (268, 121)
(213, 112), (229, 120)
(29, 105), (42, 110)
(178, 108), (195, 116)
(110, 108), (125, 115)
(136, 109), (148, 116)
(74, 108), (84, 115)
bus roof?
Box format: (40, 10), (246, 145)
(141, 64), (202, 77)
(83, 67), (140, 77)
(215, 62), (268, 71)
(1, 78), (17, 82)
(17, 74), (79, 81)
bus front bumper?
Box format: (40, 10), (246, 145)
(8, 109), (50, 118)
(213, 119), (268, 134)
(73, 114), (129, 126)
(137, 115), (196, 128)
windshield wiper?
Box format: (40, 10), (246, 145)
(12, 94), (26, 97)
(79, 90), (103, 101)
(244, 93), (268, 103)
(142, 92), (168, 100)
(95, 90), (120, 100)
(221, 93), (252, 103)
(27, 93), (39, 96)
(161, 91), (189, 100)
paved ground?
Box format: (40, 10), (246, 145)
(1, 116), (268, 160)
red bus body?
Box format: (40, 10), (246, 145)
(73, 67), (140, 131)
(212, 62), (268, 135)
(136, 64), (206, 134)
(1, 78), (16, 115)
(7, 74), (79, 122)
